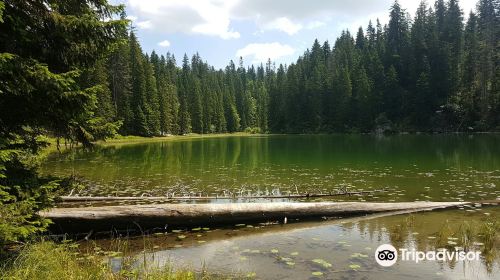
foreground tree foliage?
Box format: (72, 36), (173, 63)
(0, 0), (126, 248)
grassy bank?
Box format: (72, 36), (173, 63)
(0, 241), (227, 280)
(97, 132), (262, 146)
(41, 133), (266, 154)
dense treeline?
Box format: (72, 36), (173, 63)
(94, 0), (499, 135)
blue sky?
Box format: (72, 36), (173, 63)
(111, 0), (477, 70)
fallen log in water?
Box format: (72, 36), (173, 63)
(42, 201), (472, 233)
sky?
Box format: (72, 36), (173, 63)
(110, 0), (478, 70)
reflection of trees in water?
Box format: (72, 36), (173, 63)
(351, 212), (499, 272)
(42, 135), (500, 199)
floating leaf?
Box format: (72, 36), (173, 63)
(349, 264), (361, 270)
(177, 235), (186, 240)
(271, 249), (279, 254)
(192, 227), (201, 231)
(311, 271), (323, 276)
(350, 253), (368, 258)
(290, 252), (299, 256)
(312, 259), (332, 268)
(286, 261), (295, 266)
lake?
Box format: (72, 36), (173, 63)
(42, 134), (500, 202)
(42, 134), (500, 279)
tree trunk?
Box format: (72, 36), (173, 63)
(41, 201), (469, 233)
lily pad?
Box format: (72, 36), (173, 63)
(350, 253), (368, 258)
(312, 258), (332, 268)
(349, 264), (361, 270)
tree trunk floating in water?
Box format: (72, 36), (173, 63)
(40, 201), (499, 233)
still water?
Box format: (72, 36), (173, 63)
(86, 208), (499, 279)
(43, 134), (500, 278)
(42, 134), (500, 202)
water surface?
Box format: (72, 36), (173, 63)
(85, 208), (499, 280)
(44, 135), (500, 278)
(42, 134), (500, 202)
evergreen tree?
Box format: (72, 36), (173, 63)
(129, 32), (149, 136)
(108, 34), (133, 134)
(0, 0), (126, 246)
(143, 55), (161, 135)
(71, 0), (500, 136)
(178, 54), (192, 134)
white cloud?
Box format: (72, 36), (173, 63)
(124, 0), (478, 40)
(306, 21), (326, 29)
(136, 20), (152, 29)
(264, 17), (303, 35)
(127, 0), (239, 39)
(236, 43), (295, 64)
(158, 40), (171, 47)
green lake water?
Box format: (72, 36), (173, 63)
(42, 134), (500, 279)
(42, 134), (500, 202)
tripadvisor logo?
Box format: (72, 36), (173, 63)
(375, 244), (398, 267)
(375, 244), (481, 267)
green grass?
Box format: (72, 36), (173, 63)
(0, 241), (230, 280)
(40, 133), (266, 153)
